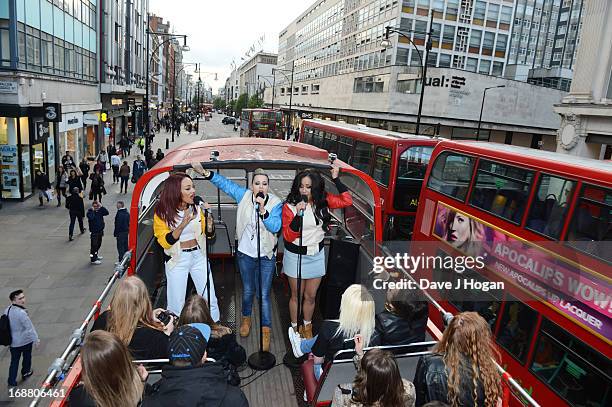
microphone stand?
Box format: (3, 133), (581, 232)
(248, 202), (276, 370)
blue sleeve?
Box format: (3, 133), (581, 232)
(210, 172), (247, 203)
(262, 202), (283, 233)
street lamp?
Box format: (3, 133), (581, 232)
(145, 19), (189, 151)
(476, 85), (506, 140)
(380, 11), (434, 135)
(272, 61), (295, 139)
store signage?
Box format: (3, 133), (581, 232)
(33, 121), (50, 144)
(425, 75), (466, 89)
(43, 103), (62, 122)
(0, 80), (18, 94)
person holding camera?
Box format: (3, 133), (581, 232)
(86, 201), (109, 265)
(194, 163), (282, 352)
(91, 276), (174, 360)
(153, 173), (218, 319)
(282, 164), (352, 339)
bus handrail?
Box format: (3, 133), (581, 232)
(28, 251), (132, 407)
(379, 245), (541, 407)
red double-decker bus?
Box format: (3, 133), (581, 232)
(240, 108), (283, 138)
(300, 119), (439, 240)
(413, 140), (611, 406)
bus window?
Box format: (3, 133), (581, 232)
(337, 136), (353, 162)
(323, 132), (338, 154)
(313, 130), (324, 148)
(394, 145), (433, 211)
(566, 185), (611, 263)
(351, 141), (373, 174)
(496, 298), (538, 364)
(526, 174), (575, 239)
(530, 318), (611, 407)
(372, 147), (392, 186)
(469, 160), (534, 224)
(427, 151), (475, 201)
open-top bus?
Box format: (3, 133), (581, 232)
(413, 140), (612, 406)
(240, 108), (284, 139)
(300, 119), (439, 240)
(35, 138), (541, 407)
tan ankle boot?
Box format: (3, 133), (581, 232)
(262, 327), (271, 352)
(300, 324), (313, 339)
(239, 316), (251, 337)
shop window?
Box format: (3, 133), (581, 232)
(526, 174), (575, 239)
(469, 160), (534, 224)
(496, 298), (538, 363)
(529, 318), (611, 407)
(427, 151), (475, 202)
(372, 147), (392, 186)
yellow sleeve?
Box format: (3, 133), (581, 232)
(153, 214), (173, 250)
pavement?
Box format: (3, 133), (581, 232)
(0, 114), (237, 406)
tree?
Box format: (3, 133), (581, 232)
(234, 93), (248, 116)
(247, 95), (264, 109)
(213, 97), (226, 110)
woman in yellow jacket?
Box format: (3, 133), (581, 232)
(153, 173), (218, 319)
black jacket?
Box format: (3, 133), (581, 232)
(414, 353), (486, 407)
(66, 194), (85, 217)
(143, 363), (249, 407)
(114, 208), (130, 237)
(370, 309), (428, 346)
(87, 207), (109, 233)
(33, 173), (51, 190)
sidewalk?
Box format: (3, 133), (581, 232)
(0, 118), (215, 405)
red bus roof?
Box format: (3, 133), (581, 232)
(303, 119), (438, 145)
(435, 140), (612, 185)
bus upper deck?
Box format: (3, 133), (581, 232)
(35, 138), (542, 407)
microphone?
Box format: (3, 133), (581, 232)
(299, 194), (308, 216)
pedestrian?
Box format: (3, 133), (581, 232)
(66, 187), (86, 241)
(61, 152), (76, 171)
(113, 201), (130, 264)
(67, 169), (83, 193)
(89, 169), (105, 202)
(110, 152), (121, 184)
(96, 150), (108, 174)
(119, 161), (130, 194)
(132, 155), (147, 184)
(56, 165), (68, 207)
(4, 289), (38, 387)
(79, 159), (90, 191)
(87, 201), (109, 265)
(33, 170), (51, 207)
(156, 148), (165, 162)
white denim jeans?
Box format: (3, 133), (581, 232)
(165, 249), (220, 321)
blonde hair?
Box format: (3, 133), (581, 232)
(107, 276), (163, 344)
(81, 330), (144, 407)
(434, 312), (502, 407)
(336, 284), (375, 346)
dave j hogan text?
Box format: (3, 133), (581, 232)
(373, 277), (504, 292)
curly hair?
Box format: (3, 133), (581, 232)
(434, 312), (501, 407)
(351, 348), (406, 407)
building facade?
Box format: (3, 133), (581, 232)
(0, 0), (100, 200)
(505, 0), (584, 91)
(554, 0), (612, 159)
(273, 0), (566, 148)
(99, 0), (148, 147)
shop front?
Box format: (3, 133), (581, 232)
(0, 104), (60, 200)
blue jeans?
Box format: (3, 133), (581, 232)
(8, 342), (32, 386)
(236, 251), (275, 327)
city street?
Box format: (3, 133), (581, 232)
(0, 113), (235, 405)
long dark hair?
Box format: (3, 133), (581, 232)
(155, 172), (196, 227)
(351, 348), (406, 407)
(286, 169), (331, 228)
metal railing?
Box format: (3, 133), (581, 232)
(29, 251), (132, 407)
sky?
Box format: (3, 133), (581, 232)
(149, 0), (310, 95)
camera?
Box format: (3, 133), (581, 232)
(157, 310), (177, 326)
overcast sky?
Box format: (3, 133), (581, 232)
(149, 0), (309, 95)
